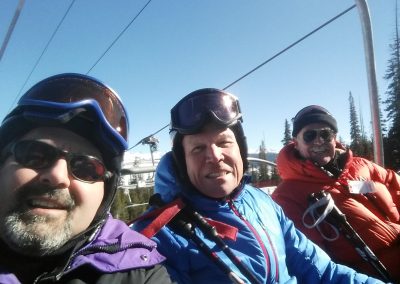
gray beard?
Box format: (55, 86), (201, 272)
(1, 210), (73, 256)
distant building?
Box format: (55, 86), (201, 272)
(119, 151), (162, 188)
(120, 151), (279, 189)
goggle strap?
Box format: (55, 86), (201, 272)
(23, 108), (86, 124)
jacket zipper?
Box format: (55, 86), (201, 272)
(228, 198), (279, 282)
(261, 227), (279, 281)
(34, 241), (156, 282)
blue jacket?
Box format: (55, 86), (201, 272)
(133, 152), (384, 284)
(0, 215), (171, 283)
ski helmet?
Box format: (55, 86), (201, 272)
(170, 88), (248, 184)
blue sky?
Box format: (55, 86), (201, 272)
(0, 1), (397, 156)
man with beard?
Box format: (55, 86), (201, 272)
(0, 73), (172, 283)
(272, 105), (400, 282)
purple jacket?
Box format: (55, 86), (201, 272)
(0, 215), (168, 283)
(68, 215), (166, 273)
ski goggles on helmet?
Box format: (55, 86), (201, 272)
(10, 140), (110, 183)
(14, 73), (129, 155)
(170, 89), (242, 135)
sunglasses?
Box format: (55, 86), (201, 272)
(302, 129), (335, 144)
(171, 91), (242, 135)
(10, 140), (110, 183)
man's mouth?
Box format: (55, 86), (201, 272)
(310, 147), (327, 154)
(28, 198), (67, 210)
(206, 171), (231, 178)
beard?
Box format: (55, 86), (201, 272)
(0, 183), (75, 256)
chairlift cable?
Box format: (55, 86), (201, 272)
(86, 0), (153, 74)
(10, 0), (152, 122)
(134, 5), (357, 150)
(222, 4), (356, 90)
(9, 0), (76, 113)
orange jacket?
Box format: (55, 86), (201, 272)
(272, 142), (400, 281)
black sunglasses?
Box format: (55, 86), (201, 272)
(302, 129), (335, 144)
(10, 140), (110, 183)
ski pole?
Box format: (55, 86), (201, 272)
(188, 210), (262, 284)
(150, 194), (246, 284)
(308, 191), (393, 282)
(179, 221), (246, 284)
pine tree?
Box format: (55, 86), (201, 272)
(111, 186), (154, 222)
(348, 92), (373, 159)
(383, 1), (400, 170)
(359, 107), (374, 160)
(250, 168), (259, 183)
(258, 139), (269, 181)
(270, 166), (280, 184)
(281, 119), (292, 146)
(349, 92), (362, 151)
(378, 95), (388, 135)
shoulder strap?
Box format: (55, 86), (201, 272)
(135, 197), (238, 240)
(139, 198), (185, 238)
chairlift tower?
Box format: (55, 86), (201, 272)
(141, 136), (159, 166)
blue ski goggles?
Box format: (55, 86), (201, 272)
(170, 90), (242, 135)
(11, 73), (129, 155)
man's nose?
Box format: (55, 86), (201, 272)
(313, 133), (325, 145)
(206, 144), (223, 163)
(38, 158), (71, 188)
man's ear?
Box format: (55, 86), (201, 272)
(293, 137), (299, 149)
(333, 134), (338, 146)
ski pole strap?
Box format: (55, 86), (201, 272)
(187, 226), (246, 284)
(302, 192), (339, 241)
(203, 218), (238, 241)
(307, 191), (393, 282)
(189, 210), (262, 284)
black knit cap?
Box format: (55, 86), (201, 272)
(292, 105), (338, 137)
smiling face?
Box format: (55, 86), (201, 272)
(0, 127), (104, 256)
(294, 122), (337, 166)
(182, 125), (243, 198)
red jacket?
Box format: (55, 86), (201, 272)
(272, 142), (400, 281)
